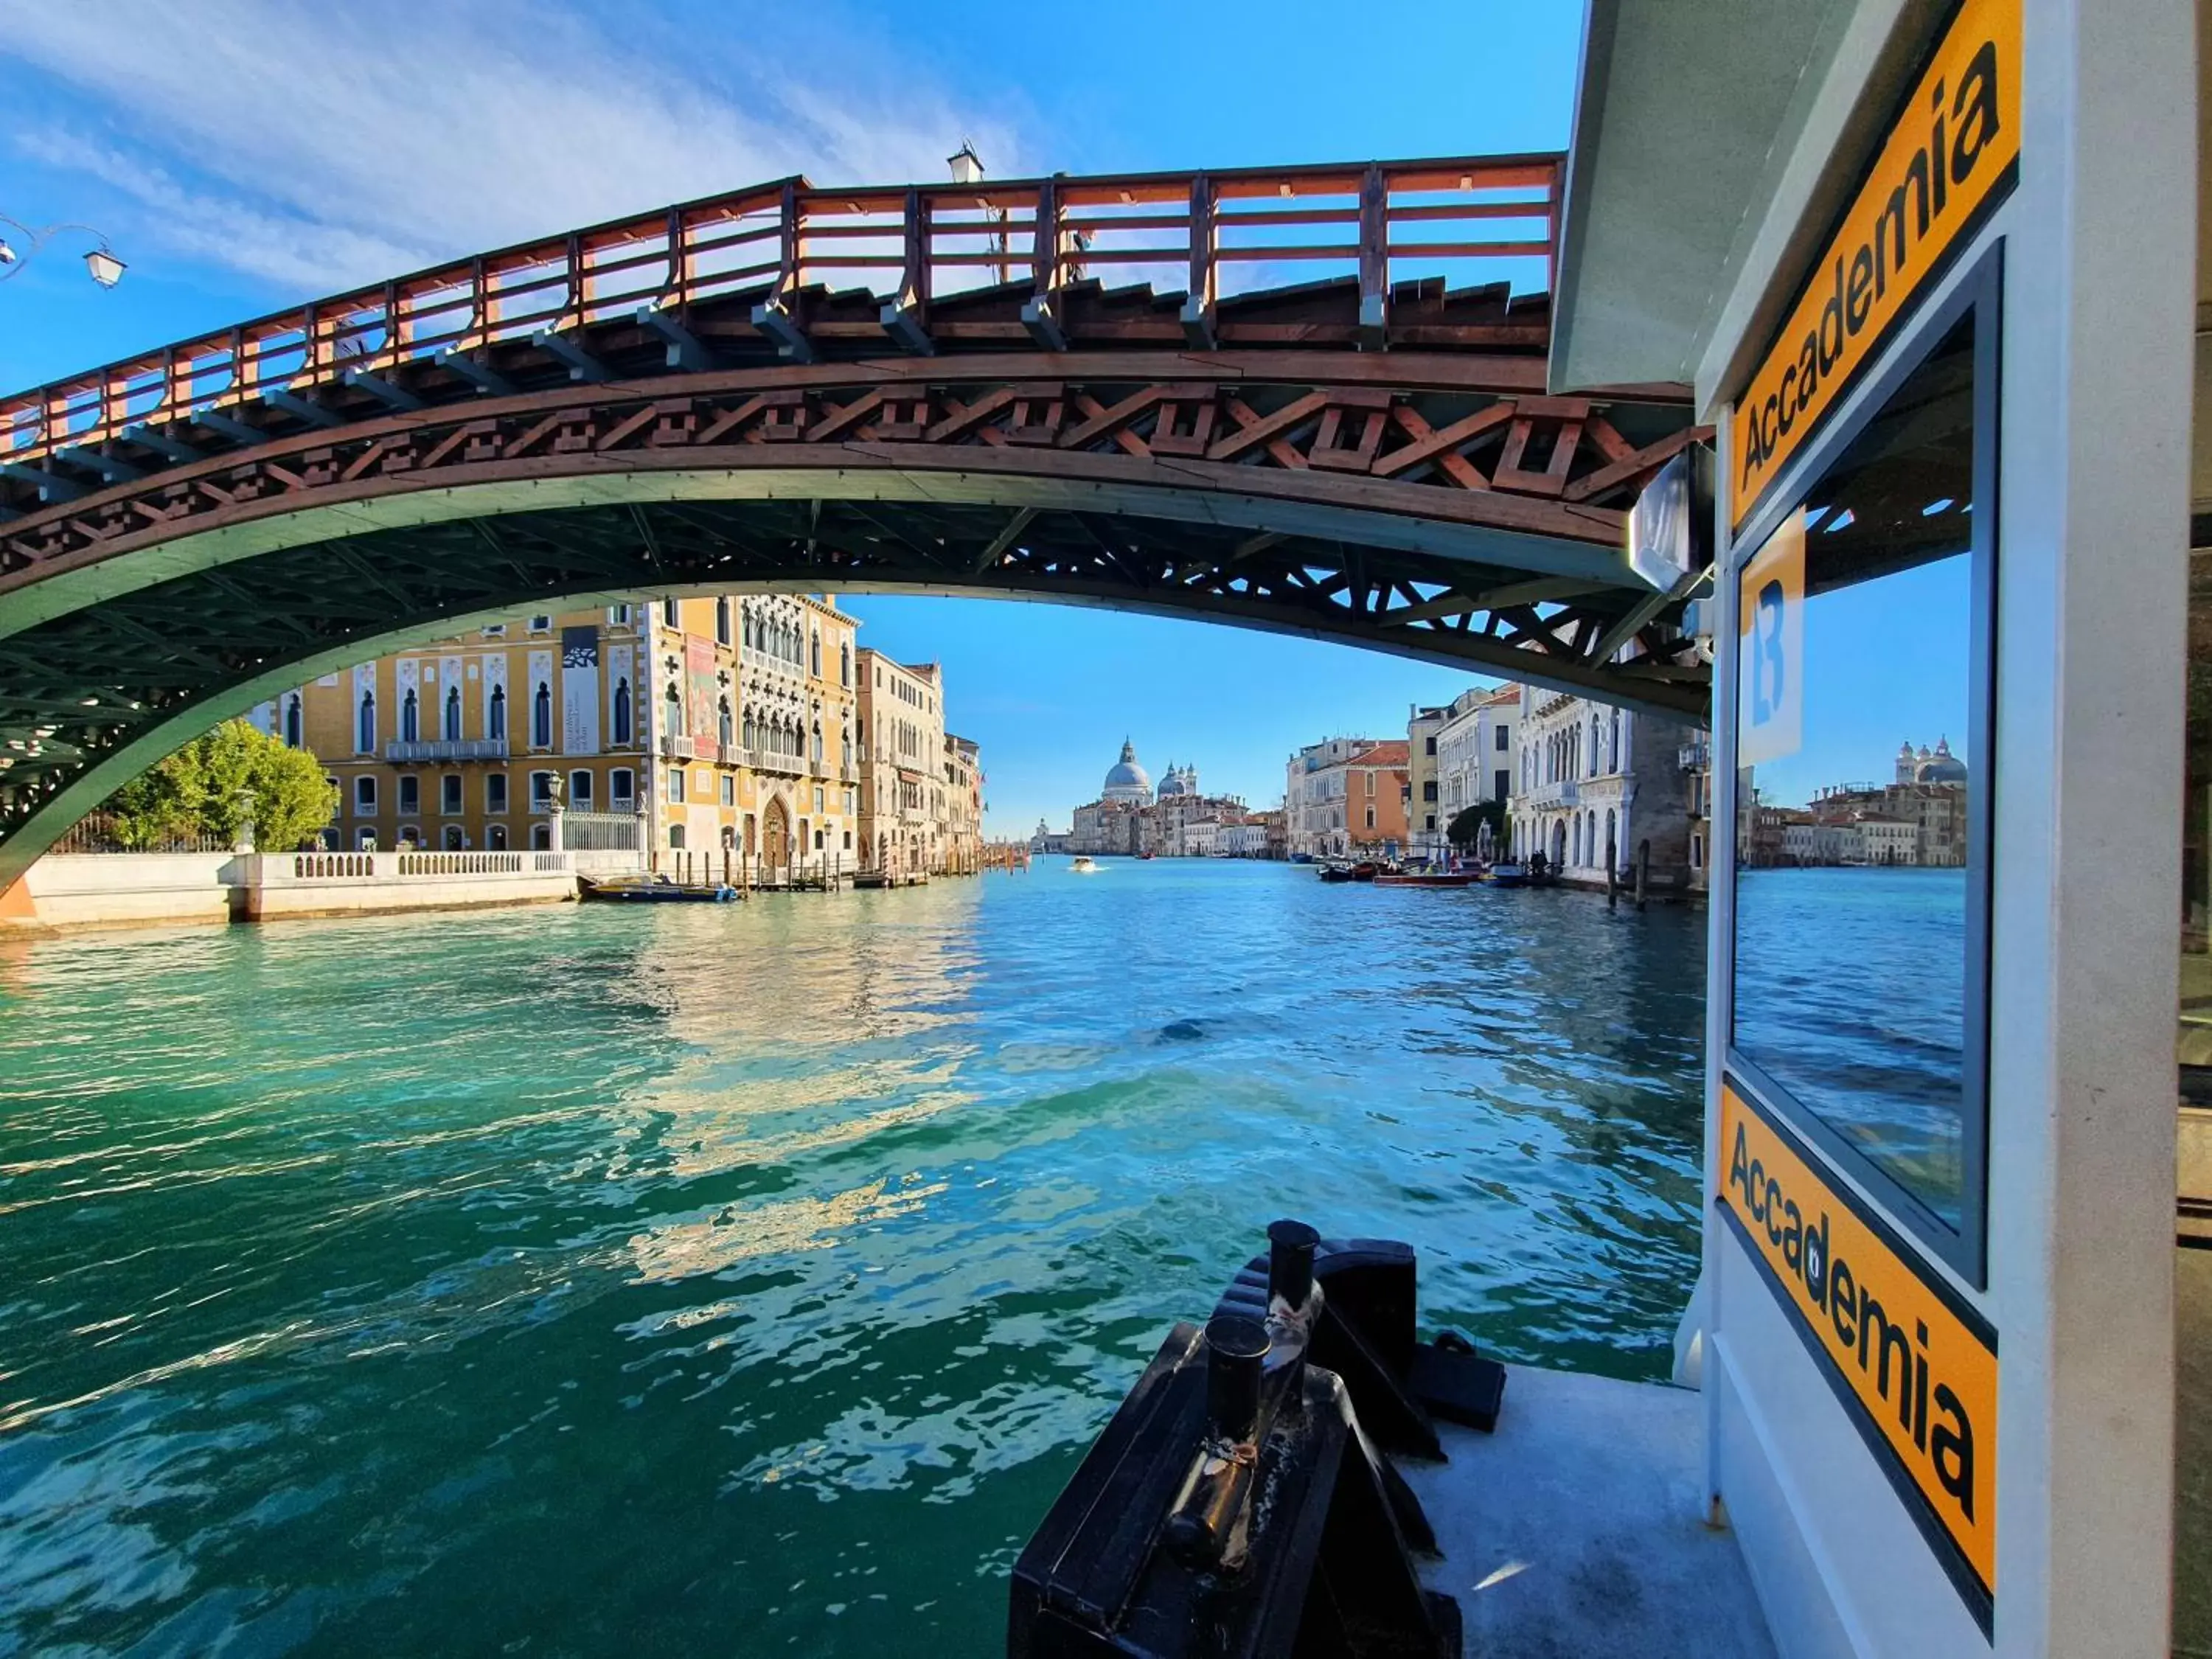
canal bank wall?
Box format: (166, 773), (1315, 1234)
(0, 849), (616, 932)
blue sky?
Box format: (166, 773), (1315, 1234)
(0, 0), (1582, 834)
(1745, 554), (1973, 809)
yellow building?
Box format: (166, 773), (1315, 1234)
(268, 592), (860, 877)
(855, 649), (944, 877)
(939, 734), (984, 874)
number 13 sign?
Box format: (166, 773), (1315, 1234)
(1737, 510), (1806, 768)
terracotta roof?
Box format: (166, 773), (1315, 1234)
(1347, 741), (1410, 768)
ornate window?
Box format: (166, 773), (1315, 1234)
(717, 597), (733, 646)
(532, 682), (552, 748)
(444, 685), (463, 742)
(719, 696), (734, 750)
(664, 682), (685, 738)
(488, 684), (507, 742)
(284, 695), (302, 749)
(400, 687), (420, 744)
(611, 678), (632, 745)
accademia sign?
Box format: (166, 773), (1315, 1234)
(1730, 0), (2020, 529)
(1717, 1082), (1999, 1634)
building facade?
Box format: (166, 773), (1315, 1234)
(271, 591), (861, 870)
(1282, 738), (1409, 860)
(1512, 686), (1697, 891)
(1283, 737), (1381, 858)
(1431, 684), (1520, 859)
(938, 734), (983, 874)
(1405, 704), (1450, 860)
(856, 649), (945, 877)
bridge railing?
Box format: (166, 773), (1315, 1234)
(0, 154), (1560, 466)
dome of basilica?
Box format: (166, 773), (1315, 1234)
(1103, 739), (1153, 803)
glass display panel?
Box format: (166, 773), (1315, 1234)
(1732, 307), (1984, 1230)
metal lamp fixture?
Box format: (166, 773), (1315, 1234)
(0, 215), (126, 288)
(947, 142), (984, 187)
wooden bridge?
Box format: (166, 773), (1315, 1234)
(0, 155), (1707, 888)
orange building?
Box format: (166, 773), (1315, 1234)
(1340, 740), (1411, 855)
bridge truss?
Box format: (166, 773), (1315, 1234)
(0, 156), (1708, 884)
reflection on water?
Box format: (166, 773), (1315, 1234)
(1733, 866), (1968, 1220)
(0, 863), (1705, 1656)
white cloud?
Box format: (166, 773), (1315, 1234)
(0, 0), (1024, 295)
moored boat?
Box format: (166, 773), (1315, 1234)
(1486, 862), (1528, 888)
(1374, 871), (1479, 888)
(580, 874), (740, 903)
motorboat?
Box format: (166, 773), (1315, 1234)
(1486, 862), (1528, 888)
(1318, 860), (1382, 883)
(579, 874), (740, 903)
(1374, 871), (1479, 888)
(1070, 856), (1101, 874)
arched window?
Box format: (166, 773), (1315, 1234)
(532, 682), (552, 748)
(810, 630), (821, 675)
(489, 684), (507, 742)
(811, 720), (823, 765)
(840, 642), (851, 686)
(664, 682), (685, 738)
(663, 597), (679, 627)
(668, 824), (686, 850)
(1572, 816), (1582, 866)
(716, 597), (732, 645)
(718, 696), (734, 751)
(401, 687), (420, 743)
(612, 678), (632, 745)
(487, 823), (509, 851)
(1605, 808), (1617, 865)
(1608, 714), (1621, 774)
(444, 685), (462, 742)
(357, 690), (375, 754)
(743, 714), (757, 751)
(282, 695), (302, 748)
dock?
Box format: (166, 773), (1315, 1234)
(1404, 1366), (1774, 1657)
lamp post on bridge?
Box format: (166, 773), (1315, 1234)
(947, 142), (1007, 287)
(0, 216), (126, 288)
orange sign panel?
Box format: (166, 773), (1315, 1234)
(1730, 0), (2020, 528)
(1717, 1082), (1997, 1621)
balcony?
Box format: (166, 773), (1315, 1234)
(1525, 779), (1581, 810)
(746, 747), (806, 776)
(658, 733), (697, 760)
(384, 738), (507, 763)
(1678, 740), (1711, 772)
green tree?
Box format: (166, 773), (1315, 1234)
(105, 720), (337, 852)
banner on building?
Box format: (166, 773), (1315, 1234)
(686, 638), (717, 751)
(561, 627), (601, 754)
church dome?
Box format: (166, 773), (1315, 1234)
(1103, 739), (1152, 801)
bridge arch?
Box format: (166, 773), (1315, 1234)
(0, 156), (1711, 886)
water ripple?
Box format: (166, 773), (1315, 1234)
(0, 863), (1704, 1656)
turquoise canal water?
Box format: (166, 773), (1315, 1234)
(0, 860), (1706, 1656)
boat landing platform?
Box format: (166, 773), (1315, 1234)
(1404, 1365), (1775, 1658)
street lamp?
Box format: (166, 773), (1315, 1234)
(0, 216), (126, 288)
(947, 142), (1006, 284)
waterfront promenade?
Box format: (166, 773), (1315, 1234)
(0, 861), (1705, 1656)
